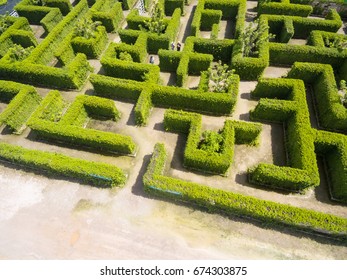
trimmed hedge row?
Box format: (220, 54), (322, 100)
(28, 91), (136, 155)
(90, 71), (240, 125)
(231, 16), (269, 80)
(60, 95), (120, 126)
(15, 0), (57, 25)
(0, 142), (126, 188)
(268, 42), (347, 68)
(40, 7), (63, 33)
(43, 0), (72, 16)
(71, 26), (108, 59)
(249, 78), (320, 192)
(0, 17), (32, 57)
(23, 0), (89, 65)
(90, 0), (124, 32)
(163, 109), (261, 175)
(0, 81), (41, 133)
(164, 109), (235, 175)
(122, 8), (181, 54)
(287, 62), (347, 133)
(264, 10), (342, 39)
(258, 1), (313, 17)
(191, 0), (246, 38)
(164, 0), (184, 16)
(314, 130), (347, 203)
(143, 143), (347, 238)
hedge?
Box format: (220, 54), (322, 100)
(152, 75), (239, 115)
(28, 90), (66, 123)
(164, 109), (234, 174)
(164, 0), (184, 16)
(90, 0), (124, 32)
(43, 0), (72, 16)
(0, 17), (32, 57)
(200, 9), (222, 31)
(191, 0), (246, 38)
(264, 10), (342, 39)
(164, 109), (261, 175)
(143, 143), (347, 239)
(231, 16), (269, 80)
(249, 78), (320, 192)
(287, 62), (347, 133)
(104, 32), (148, 64)
(90, 74), (143, 101)
(40, 8), (63, 33)
(0, 142), (126, 188)
(24, 0), (89, 65)
(314, 130), (347, 203)
(71, 25), (108, 59)
(258, 1), (313, 17)
(192, 38), (234, 63)
(28, 92), (135, 155)
(0, 81), (41, 133)
(268, 42), (347, 68)
(15, 0), (56, 25)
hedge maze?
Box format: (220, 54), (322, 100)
(0, 0), (347, 239)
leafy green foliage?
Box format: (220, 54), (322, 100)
(205, 61), (235, 93)
(324, 36), (347, 51)
(0, 142), (126, 188)
(0, 13), (10, 35)
(240, 20), (275, 57)
(143, 143), (347, 238)
(73, 17), (102, 39)
(119, 51), (133, 61)
(8, 44), (34, 62)
(142, 2), (166, 35)
(339, 79), (347, 107)
(199, 130), (223, 153)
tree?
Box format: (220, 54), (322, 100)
(205, 60), (234, 93)
(199, 130), (223, 154)
(8, 44), (34, 62)
(239, 20), (275, 57)
(141, 2), (166, 35)
(339, 80), (347, 108)
(73, 18), (101, 39)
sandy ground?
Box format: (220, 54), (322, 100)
(0, 0), (346, 260)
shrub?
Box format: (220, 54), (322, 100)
(28, 92), (136, 155)
(0, 142), (126, 187)
(143, 143), (347, 238)
(0, 81), (41, 133)
(258, 1), (313, 17)
(314, 130), (347, 203)
(287, 62), (347, 132)
(249, 78), (320, 192)
(91, 0), (123, 32)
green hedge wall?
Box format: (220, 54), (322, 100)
(0, 142), (126, 188)
(91, 0), (124, 32)
(287, 62), (347, 133)
(40, 8), (63, 33)
(28, 91), (136, 155)
(231, 15), (270, 80)
(258, 1), (313, 17)
(164, 0), (184, 16)
(71, 26), (108, 59)
(164, 109), (235, 175)
(200, 9), (222, 31)
(143, 143), (347, 239)
(249, 78), (320, 192)
(314, 130), (347, 203)
(0, 81), (41, 133)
